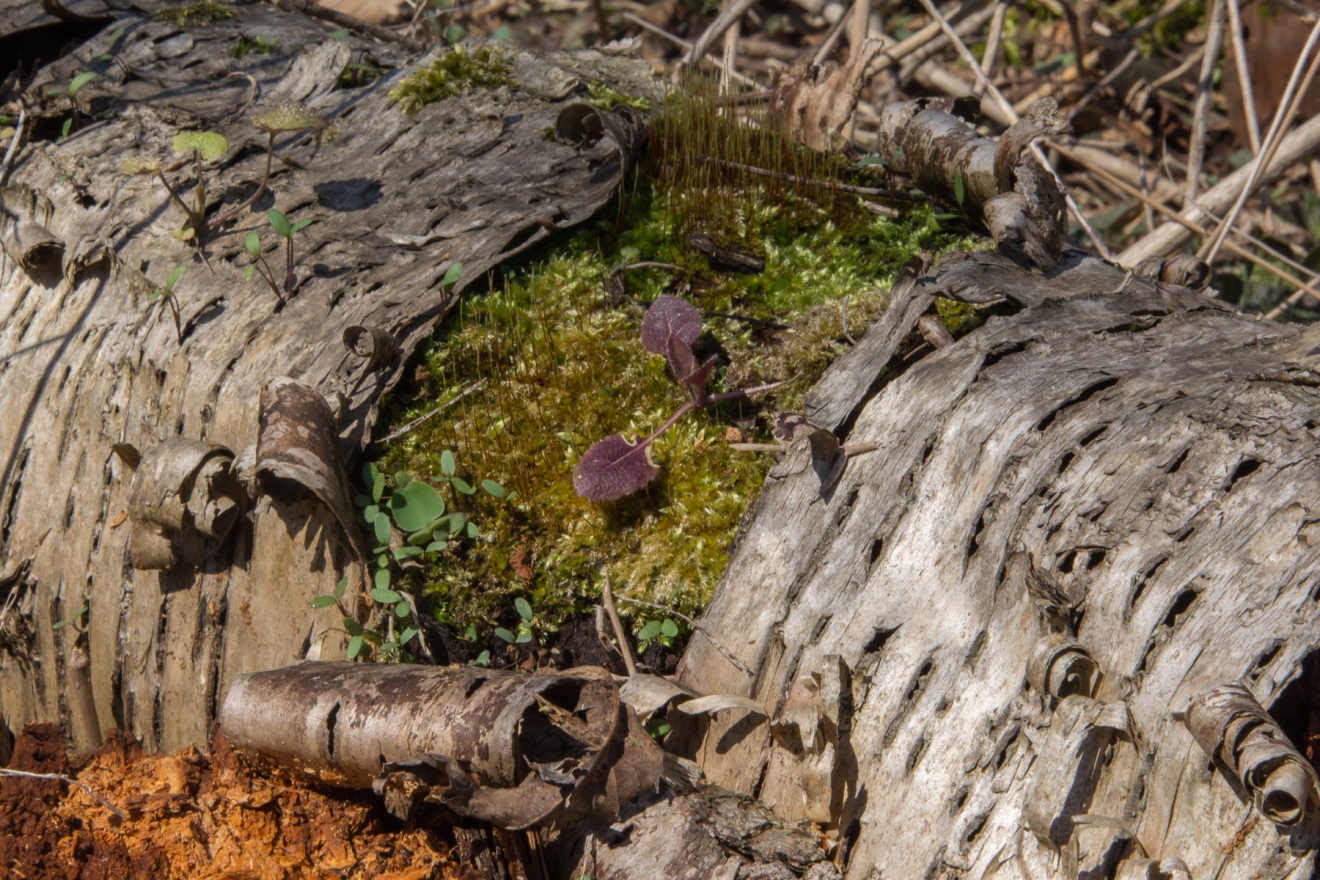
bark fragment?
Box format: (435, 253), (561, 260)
(1185, 683), (1319, 826)
(220, 662), (664, 829)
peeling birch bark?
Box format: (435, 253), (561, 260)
(682, 248), (1320, 879)
(0, 2), (657, 753)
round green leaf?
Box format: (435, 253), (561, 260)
(451, 476), (475, 495)
(515, 597), (533, 622)
(370, 587), (402, 604)
(388, 479), (446, 532)
(253, 102), (327, 134)
(426, 540), (447, 553)
(334, 577), (348, 598)
(245, 230), (261, 256)
(515, 631), (533, 644)
(394, 545), (424, 560)
(637, 620), (662, 640)
(465, 521), (479, 539)
(373, 567), (392, 590)
(394, 600), (412, 619)
(661, 618), (680, 638)
(440, 450), (456, 477)
(311, 595), (338, 609)
(172, 131), (229, 161)
(399, 626), (420, 645)
(343, 617), (364, 636)
(481, 479), (506, 499)
(494, 627), (515, 644)
(346, 634), (366, 658)
(394, 471), (412, 488)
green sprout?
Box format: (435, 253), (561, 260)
(148, 264), (188, 344)
(264, 208), (314, 296)
(312, 459), (509, 662)
(120, 103), (325, 243)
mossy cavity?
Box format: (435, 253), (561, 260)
(378, 167), (974, 629)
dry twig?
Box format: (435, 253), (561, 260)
(0, 767), (127, 820)
(1187, 0), (1227, 202)
(1202, 16), (1320, 265)
(1226, 0), (1262, 153)
(915, 0), (1114, 259)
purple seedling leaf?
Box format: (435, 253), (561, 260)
(572, 434), (660, 502)
(641, 295), (702, 355)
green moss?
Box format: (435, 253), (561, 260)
(155, 1), (234, 26)
(586, 80), (650, 111)
(231, 36), (277, 59)
(372, 77), (983, 632)
(388, 46), (514, 116)
(377, 175), (971, 629)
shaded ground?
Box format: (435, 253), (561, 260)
(0, 723), (467, 880)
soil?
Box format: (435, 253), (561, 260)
(0, 723), (470, 880)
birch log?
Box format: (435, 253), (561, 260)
(0, 0), (657, 753)
(680, 248), (1320, 880)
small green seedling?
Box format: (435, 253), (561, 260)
(53, 604), (89, 632)
(120, 103), (325, 243)
(265, 208), (314, 296)
(121, 132), (229, 241)
(243, 229), (284, 306)
(635, 616), (680, 653)
(495, 597), (538, 645)
(47, 71), (98, 138)
(148, 264), (188, 344)
(313, 458), (509, 662)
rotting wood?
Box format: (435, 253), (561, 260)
(682, 248), (1320, 879)
(0, 1), (658, 754)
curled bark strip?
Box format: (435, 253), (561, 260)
(125, 439), (242, 570)
(1133, 254), (1209, 290)
(220, 662), (663, 829)
(555, 102), (648, 184)
(1024, 696), (1130, 848)
(341, 325), (399, 375)
(256, 377), (366, 558)
(10, 222), (63, 273)
(1185, 683), (1318, 826)
(877, 99), (1069, 269)
(0, 185), (63, 275)
(619, 673), (697, 724)
(1025, 634), (1098, 700)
